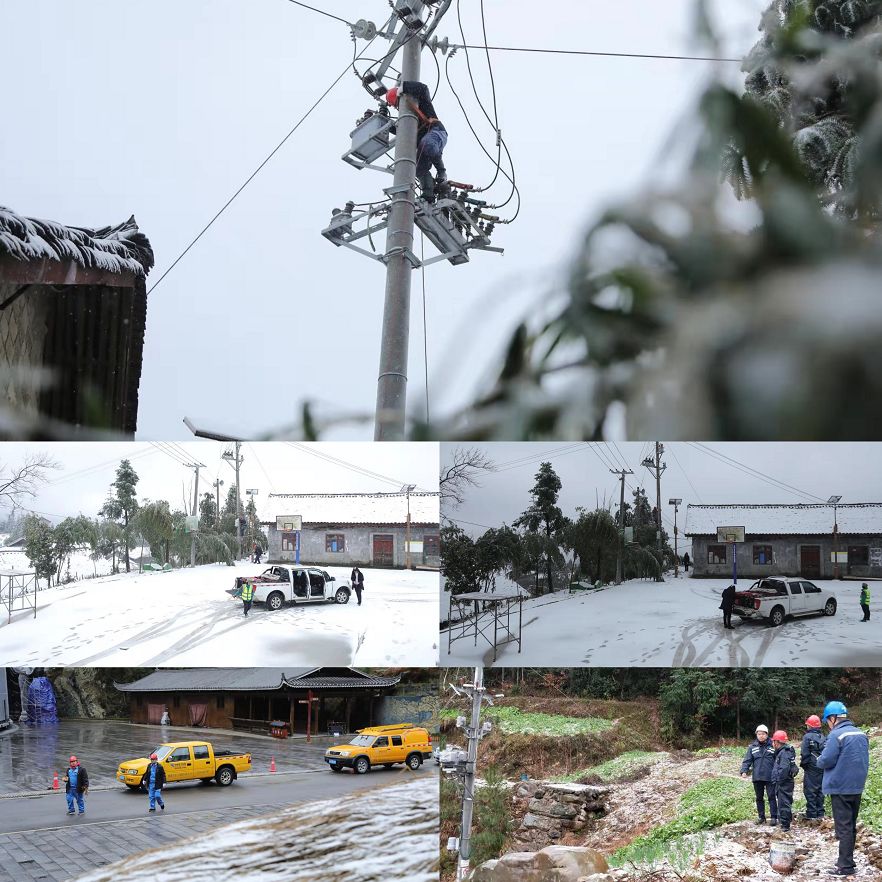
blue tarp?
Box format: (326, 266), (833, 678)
(27, 676), (58, 724)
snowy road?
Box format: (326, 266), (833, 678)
(0, 563), (439, 666)
(442, 576), (880, 667)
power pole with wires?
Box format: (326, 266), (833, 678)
(642, 442), (667, 582)
(183, 461), (204, 568)
(669, 498), (682, 578)
(213, 478), (224, 529)
(611, 468), (633, 585)
(222, 442), (244, 560)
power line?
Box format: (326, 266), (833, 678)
(452, 43), (742, 63)
(283, 0), (350, 26)
(48, 447), (158, 487)
(147, 34), (377, 295)
(284, 442), (417, 489)
(669, 444), (703, 504)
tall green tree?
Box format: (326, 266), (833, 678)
(102, 460), (139, 573)
(198, 492), (218, 532)
(564, 508), (620, 585)
(23, 514), (56, 587)
(135, 501), (174, 566)
(514, 462), (565, 595)
(220, 484), (241, 536)
(53, 515), (98, 583)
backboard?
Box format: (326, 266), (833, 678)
(276, 515), (302, 532)
(716, 525), (745, 543)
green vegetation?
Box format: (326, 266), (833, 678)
(553, 750), (666, 783)
(482, 706), (614, 737)
(861, 737), (882, 832)
(609, 831), (717, 872)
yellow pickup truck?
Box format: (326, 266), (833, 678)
(324, 723), (433, 774)
(117, 741), (252, 790)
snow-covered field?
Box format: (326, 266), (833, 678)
(74, 777), (438, 882)
(0, 547), (116, 581)
(442, 575), (880, 667)
(0, 562), (439, 666)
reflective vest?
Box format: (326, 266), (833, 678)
(860, 585), (871, 604)
(241, 581), (255, 601)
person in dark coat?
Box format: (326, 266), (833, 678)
(386, 81), (448, 202)
(816, 701), (870, 876)
(770, 730), (799, 831)
(801, 714), (827, 821)
(350, 567), (364, 606)
(254, 544), (263, 565)
(683, 552), (691, 572)
(720, 584), (737, 629)
(145, 753), (166, 812)
(64, 755), (89, 815)
(740, 724), (778, 824)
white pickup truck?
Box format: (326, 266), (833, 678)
(732, 577), (837, 626)
(234, 566), (352, 611)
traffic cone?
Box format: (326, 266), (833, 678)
(269, 756), (276, 773)
(52, 771), (59, 790)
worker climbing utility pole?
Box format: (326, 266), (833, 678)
(611, 468), (633, 585)
(374, 28), (422, 441)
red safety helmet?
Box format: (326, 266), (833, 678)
(69, 756), (78, 765)
(386, 86), (400, 107)
(150, 753), (158, 760)
(805, 714), (822, 728)
(772, 730), (788, 742)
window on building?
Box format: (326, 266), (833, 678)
(325, 533), (345, 553)
(216, 694), (225, 710)
(281, 532), (297, 552)
(234, 697), (249, 719)
(753, 545), (773, 565)
(848, 545), (869, 566)
(708, 544), (727, 565)
(423, 534), (440, 556)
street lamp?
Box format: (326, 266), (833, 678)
(828, 495), (842, 580)
(669, 499), (682, 577)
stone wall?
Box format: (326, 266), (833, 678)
(471, 845), (609, 882)
(510, 781), (611, 851)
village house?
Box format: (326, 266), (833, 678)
(685, 503), (882, 579)
(262, 492), (440, 569)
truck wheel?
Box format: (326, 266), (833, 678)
(266, 591), (285, 611)
(824, 598), (837, 616)
(406, 753), (422, 771)
(335, 588), (350, 605)
(215, 766), (234, 786)
(769, 606), (785, 627)
(354, 757), (370, 775)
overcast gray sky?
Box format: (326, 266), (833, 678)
(1, 0), (765, 439)
(442, 443), (882, 554)
(1, 441), (438, 523)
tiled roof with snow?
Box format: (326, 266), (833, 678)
(115, 667), (399, 692)
(0, 205), (154, 277)
(266, 492), (440, 526)
(685, 503), (882, 536)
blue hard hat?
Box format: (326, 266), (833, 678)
(822, 700), (847, 722)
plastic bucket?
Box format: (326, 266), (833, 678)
(768, 841), (797, 874)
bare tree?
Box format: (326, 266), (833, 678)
(0, 453), (60, 512)
(440, 447), (497, 509)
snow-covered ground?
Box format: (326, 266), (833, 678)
(442, 575), (880, 667)
(0, 562), (439, 666)
(0, 547), (116, 581)
(74, 777), (438, 882)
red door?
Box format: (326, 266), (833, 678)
(372, 534), (394, 568)
(800, 545), (821, 579)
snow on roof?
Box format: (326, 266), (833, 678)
(115, 667), (400, 692)
(266, 492), (439, 526)
(0, 205), (154, 277)
(685, 503), (882, 536)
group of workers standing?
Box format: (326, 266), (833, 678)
(64, 754), (166, 816)
(740, 701), (870, 876)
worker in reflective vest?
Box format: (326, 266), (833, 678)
(240, 579), (255, 617)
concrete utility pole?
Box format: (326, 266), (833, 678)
(374, 32), (422, 441)
(186, 463), (202, 567)
(402, 483), (416, 568)
(642, 443), (667, 582)
(669, 498), (682, 578)
(213, 478), (224, 528)
(611, 469), (633, 585)
(829, 495), (842, 579)
(222, 442), (244, 560)
(458, 667), (484, 882)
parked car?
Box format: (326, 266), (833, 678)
(324, 723), (433, 774)
(732, 577), (837, 626)
(234, 565), (351, 611)
(117, 741), (251, 790)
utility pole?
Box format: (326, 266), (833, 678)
(374, 30), (422, 441)
(642, 443), (667, 582)
(213, 478), (224, 529)
(457, 667), (485, 882)
(611, 469), (633, 585)
(402, 483), (416, 568)
(829, 495), (842, 579)
(222, 442), (244, 560)
(669, 498), (682, 578)
(184, 462), (203, 568)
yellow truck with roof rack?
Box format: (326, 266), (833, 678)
(117, 741), (251, 790)
(323, 723), (432, 774)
